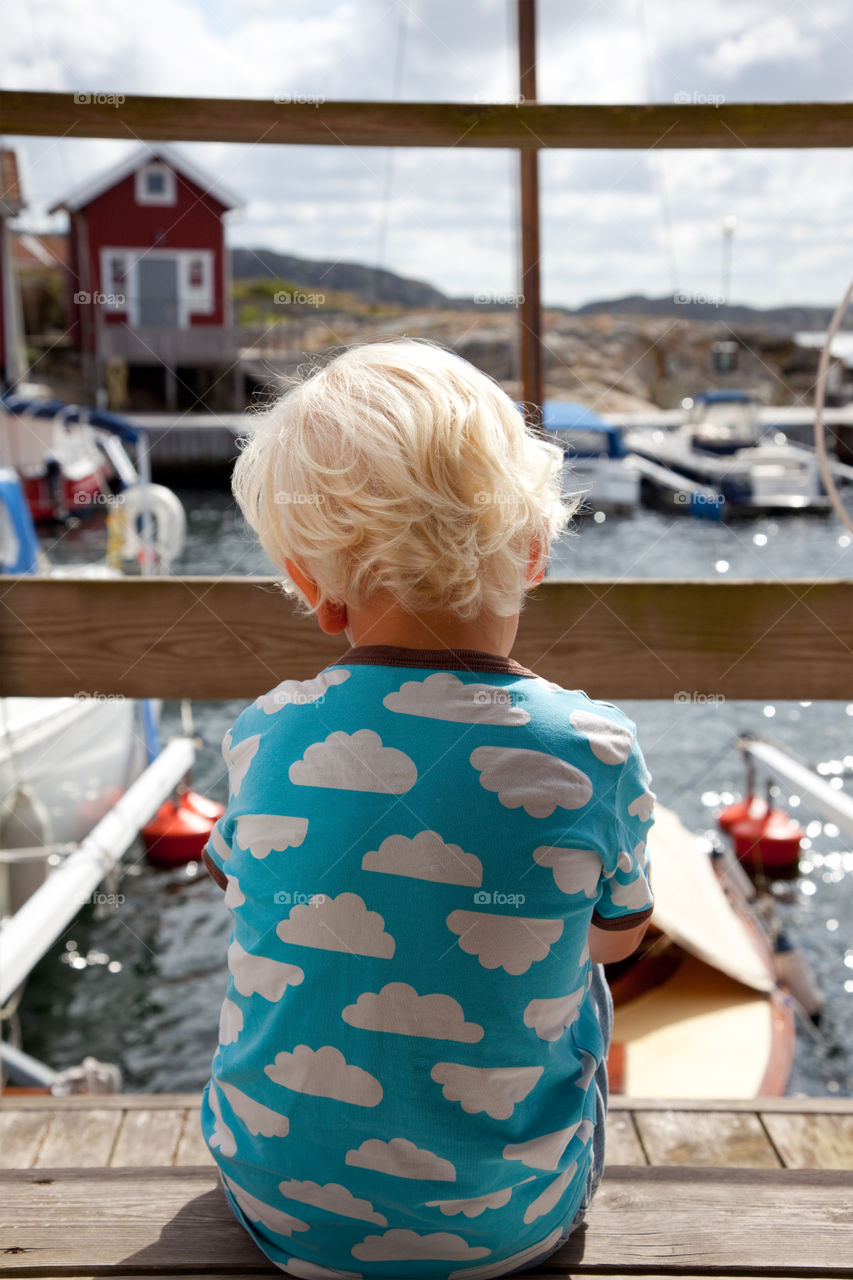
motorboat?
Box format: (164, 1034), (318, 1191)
(542, 400), (640, 512)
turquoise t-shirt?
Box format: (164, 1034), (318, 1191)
(200, 645), (655, 1280)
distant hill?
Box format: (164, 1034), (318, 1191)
(232, 247), (847, 331)
(230, 248), (449, 308)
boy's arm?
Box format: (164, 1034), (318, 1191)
(588, 914), (650, 964)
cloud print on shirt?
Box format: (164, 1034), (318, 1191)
(569, 708), (634, 765)
(627, 790), (656, 822)
(207, 1079), (236, 1157)
(523, 986), (585, 1042)
(533, 845), (601, 897)
(217, 1081), (290, 1138)
(218, 997), (243, 1045)
(352, 1229), (490, 1262)
(383, 672), (530, 725)
(342, 983), (484, 1042)
(431, 1063), (543, 1119)
(234, 813), (309, 859)
(289, 729), (417, 793)
(222, 1172), (309, 1238)
(607, 873), (653, 911)
(256, 667), (350, 715)
(277, 892), (395, 958)
(207, 819), (231, 862)
(279, 1178), (387, 1226)
(224, 874), (244, 908)
(222, 730), (260, 798)
(448, 1226), (563, 1280)
(523, 1163), (577, 1224)
(470, 746), (592, 818)
(502, 1121), (584, 1170)
(446, 910), (562, 975)
(265, 1044), (382, 1107)
(362, 830), (482, 887)
(427, 1186), (521, 1218)
(346, 1137), (456, 1181)
(227, 939), (305, 1000)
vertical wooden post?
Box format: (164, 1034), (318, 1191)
(517, 0), (543, 431)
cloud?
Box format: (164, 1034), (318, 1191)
(352, 1229), (489, 1262)
(279, 1179), (387, 1226)
(574, 1051), (596, 1090)
(264, 1044), (382, 1107)
(383, 672), (530, 725)
(627, 790), (655, 823)
(207, 1080), (236, 1157)
(217, 1080), (290, 1138)
(208, 820), (231, 862)
(446, 910), (562, 975)
(431, 1063), (543, 1119)
(289, 730), (417, 794)
(569, 709), (634, 765)
(700, 14), (820, 79)
(470, 747), (592, 818)
(533, 846), (600, 897)
(222, 731), (260, 798)
(228, 939), (305, 1000)
(448, 1227), (563, 1280)
(608, 874), (653, 911)
(256, 667), (350, 714)
(427, 1186), (517, 1218)
(235, 813), (309, 858)
(222, 1172), (310, 1238)
(224, 874), (245, 908)
(362, 830), (482, 886)
(523, 986), (585, 1042)
(502, 1121), (584, 1170)
(346, 1137), (456, 1181)
(276, 892), (395, 958)
(219, 997), (243, 1045)
(343, 983), (483, 1042)
(522, 1164), (577, 1225)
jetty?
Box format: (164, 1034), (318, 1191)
(1, 1093), (851, 1276)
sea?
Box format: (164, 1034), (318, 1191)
(18, 491), (853, 1097)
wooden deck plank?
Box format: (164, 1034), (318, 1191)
(0, 1165), (850, 1276)
(110, 1108), (185, 1167)
(761, 1111), (853, 1169)
(633, 1109), (782, 1168)
(605, 1109), (647, 1164)
(174, 1109), (216, 1167)
(33, 1108), (122, 1168)
(0, 1109), (51, 1168)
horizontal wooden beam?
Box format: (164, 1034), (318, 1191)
(3, 92), (852, 150)
(1, 576), (850, 700)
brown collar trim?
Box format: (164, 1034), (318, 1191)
(333, 644), (539, 678)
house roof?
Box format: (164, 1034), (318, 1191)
(0, 149), (25, 216)
(48, 143), (241, 215)
(14, 231), (70, 271)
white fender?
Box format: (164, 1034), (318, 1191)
(108, 483), (186, 572)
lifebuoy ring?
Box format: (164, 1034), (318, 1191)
(106, 483), (186, 572)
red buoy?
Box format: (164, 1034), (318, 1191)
(141, 790), (225, 868)
(729, 805), (803, 878)
(718, 794), (766, 834)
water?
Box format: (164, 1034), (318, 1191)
(18, 495), (853, 1095)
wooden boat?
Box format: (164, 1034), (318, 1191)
(607, 802), (796, 1097)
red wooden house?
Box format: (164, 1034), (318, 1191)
(50, 144), (241, 408)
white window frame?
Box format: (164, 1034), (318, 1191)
(100, 247), (215, 328)
(135, 162), (177, 206)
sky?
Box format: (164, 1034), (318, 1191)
(2, 0), (852, 309)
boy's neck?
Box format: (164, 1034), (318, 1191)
(344, 593), (520, 658)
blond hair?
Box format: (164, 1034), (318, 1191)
(231, 338), (577, 619)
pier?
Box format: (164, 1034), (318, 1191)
(1, 1094), (851, 1276)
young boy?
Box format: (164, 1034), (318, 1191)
(200, 339), (655, 1280)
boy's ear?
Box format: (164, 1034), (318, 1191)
(284, 557), (348, 636)
(527, 535), (547, 589)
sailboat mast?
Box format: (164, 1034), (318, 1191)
(517, 0), (543, 429)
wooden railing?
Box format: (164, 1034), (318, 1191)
(1, 577), (850, 700)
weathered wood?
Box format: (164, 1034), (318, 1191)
(174, 1109), (216, 1167)
(1, 1165), (850, 1276)
(2, 576), (852, 700)
(33, 1108), (122, 1168)
(605, 1109), (647, 1164)
(610, 1095), (853, 1114)
(633, 1109), (781, 1168)
(2, 91), (852, 149)
(760, 1110), (853, 1170)
(110, 1108), (184, 1167)
(0, 1109), (50, 1168)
